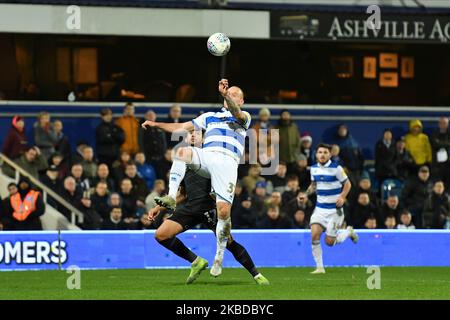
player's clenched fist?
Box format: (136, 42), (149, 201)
(218, 79), (229, 97)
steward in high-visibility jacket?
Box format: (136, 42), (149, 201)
(4, 178), (45, 230)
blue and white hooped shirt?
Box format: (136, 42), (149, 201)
(310, 160), (348, 213)
(192, 107), (251, 161)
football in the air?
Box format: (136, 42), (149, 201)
(207, 32), (231, 56)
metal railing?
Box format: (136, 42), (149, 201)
(0, 152), (84, 225)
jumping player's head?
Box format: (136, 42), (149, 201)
(224, 86), (244, 109)
(315, 143), (332, 165)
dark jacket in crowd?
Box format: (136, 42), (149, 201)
(284, 197), (314, 219)
(231, 193), (258, 229)
(276, 119), (300, 165)
(2, 121), (28, 159)
(55, 132), (71, 164)
(349, 202), (380, 228)
(422, 192), (450, 229)
(256, 214), (294, 229)
(139, 120), (167, 164)
(58, 188), (83, 219)
(379, 202), (404, 222)
(395, 148), (415, 181)
(101, 217), (127, 230)
(95, 120), (125, 165)
(40, 174), (62, 208)
(119, 192), (138, 218)
(375, 139), (398, 181)
(430, 128), (450, 164)
(34, 123), (58, 159)
(335, 128), (364, 174)
(90, 193), (111, 220)
(401, 177), (433, 210)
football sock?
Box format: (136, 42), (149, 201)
(168, 159), (186, 199)
(227, 240), (259, 277)
(215, 217), (231, 258)
(157, 237), (197, 263)
(312, 240), (324, 269)
(335, 229), (350, 244)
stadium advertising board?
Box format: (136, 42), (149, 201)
(271, 11), (450, 43)
(1, 230), (450, 270)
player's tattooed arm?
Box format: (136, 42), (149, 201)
(218, 79), (248, 124)
(306, 182), (317, 197)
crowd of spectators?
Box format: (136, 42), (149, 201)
(1, 103), (450, 231)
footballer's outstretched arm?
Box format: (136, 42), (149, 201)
(141, 120), (194, 133)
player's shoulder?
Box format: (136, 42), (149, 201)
(328, 161), (340, 169)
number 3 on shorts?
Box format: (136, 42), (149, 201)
(227, 182), (235, 194)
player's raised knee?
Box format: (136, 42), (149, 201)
(216, 201), (231, 219)
(155, 228), (170, 242)
(174, 147), (192, 162)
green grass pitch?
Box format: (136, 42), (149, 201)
(1, 267), (449, 300)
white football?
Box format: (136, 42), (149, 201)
(207, 32), (231, 57)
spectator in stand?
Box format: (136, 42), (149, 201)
(290, 154), (311, 191)
(108, 192), (122, 209)
(282, 175), (301, 206)
(238, 151), (251, 179)
(349, 170), (378, 207)
(4, 146), (48, 179)
(364, 217), (377, 229)
(101, 206), (127, 230)
(330, 144), (343, 166)
(34, 111), (58, 160)
(231, 182), (257, 229)
(112, 151), (132, 185)
(265, 191), (282, 211)
(251, 107), (275, 164)
(292, 210), (309, 229)
(405, 119), (432, 171)
(380, 194), (403, 222)
(96, 108), (125, 167)
(300, 132), (314, 166)
(134, 152), (156, 190)
(256, 205), (294, 229)
(430, 117), (450, 189)
(118, 178), (139, 228)
(58, 176), (82, 220)
(156, 148), (173, 182)
(397, 210), (416, 229)
(145, 179), (166, 211)
(2, 116), (28, 159)
(375, 129), (398, 184)
(276, 109), (300, 171)
(241, 164), (265, 196)
(90, 181), (110, 220)
(3, 177), (45, 230)
(395, 136), (415, 181)
(139, 110), (167, 166)
(92, 163), (116, 192)
(349, 192), (379, 228)
(124, 163), (149, 202)
(422, 180), (450, 229)
(250, 181), (268, 219)
(53, 120), (71, 163)
(71, 141), (89, 165)
(115, 102), (140, 155)
(267, 162), (287, 194)
(334, 124), (364, 180)
(166, 104), (183, 148)
(0, 183), (19, 230)
(80, 146), (98, 179)
(284, 191), (314, 220)
(40, 165), (62, 208)
(401, 165), (433, 228)
(49, 152), (69, 180)
(78, 194), (102, 230)
(384, 215), (397, 229)
(70, 163), (91, 193)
